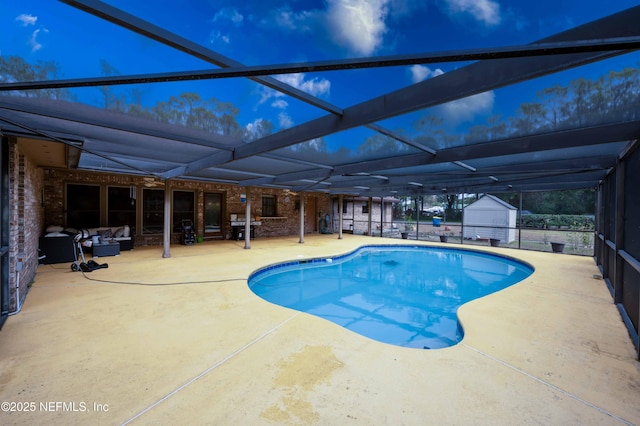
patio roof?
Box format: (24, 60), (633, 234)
(1, 2), (639, 196)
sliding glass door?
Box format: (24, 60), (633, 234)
(204, 193), (223, 236)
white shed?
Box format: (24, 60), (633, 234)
(463, 194), (517, 243)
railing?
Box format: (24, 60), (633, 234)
(337, 219), (594, 256)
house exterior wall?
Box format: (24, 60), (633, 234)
(42, 168), (331, 246)
(3, 157), (331, 311)
(8, 140), (44, 312)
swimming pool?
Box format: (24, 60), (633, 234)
(248, 245), (534, 349)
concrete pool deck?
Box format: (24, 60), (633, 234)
(0, 234), (638, 425)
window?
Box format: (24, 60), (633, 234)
(262, 195), (276, 217)
(66, 184), (100, 228)
(342, 202), (348, 214)
(108, 186), (136, 231)
(142, 189), (164, 234)
(362, 203), (369, 214)
(173, 191), (195, 233)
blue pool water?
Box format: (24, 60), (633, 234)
(248, 245), (534, 349)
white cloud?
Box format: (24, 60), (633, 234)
(15, 14), (48, 52)
(29, 28), (47, 52)
(271, 8), (316, 32)
(16, 14), (37, 26)
(410, 65), (444, 83)
(442, 0), (501, 26)
(289, 138), (326, 152)
(438, 91), (495, 125)
(210, 31), (230, 44)
(213, 8), (243, 25)
(271, 99), (288, 109)
(245, 118), (270, 140)
(410, 68), (493, 124)
(259, 73), (330, 106)
(256, 74), (330, 128)
(209, 8), (242, 46)
(326, 0), (390, 55)
(263, 0), (402, 55)
(274, 73), (331, 97)
(278, 112), (293, 128)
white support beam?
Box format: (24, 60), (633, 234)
(299, 194), (305, 244)
(244, 187), (251, 250)
(162, 179), (171, 258)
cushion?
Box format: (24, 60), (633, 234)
(45, 232), (68, 237)
(100, 228), (113, 238)
(123, 225), (130, 237)
(114, 227), (125, 238)
(46, 225), (64, 233)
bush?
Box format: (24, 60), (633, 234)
(519, 214), (594, 230)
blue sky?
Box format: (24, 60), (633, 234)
(1, 0), (639, 152)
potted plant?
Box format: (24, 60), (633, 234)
(550, 242), (565, 253)
(489, 238), (500, 247)
(401, 224), (413, 239)
(439, 227), (453, 243)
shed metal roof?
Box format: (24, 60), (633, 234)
(465, 194), (518, 211)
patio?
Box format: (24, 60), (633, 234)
(0, 235), (638, 425)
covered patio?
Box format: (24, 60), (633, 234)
(0, 235), (638, 425)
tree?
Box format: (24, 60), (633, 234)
(126, 88), (153, 119)
(0, 56), (71, 100)
(496, 190), (595, 214)
(509, 102), (546, 135)
(357, 133), (410, 158)
(604, 67), (640, 121)
(413, 114), (452, 149)
(537, 85), (569, 130)
(99, 59), (125, 110)
(434, 194), (457, 211)
(567, 77), (597, 127)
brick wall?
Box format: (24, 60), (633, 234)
(8, 141), (44, 312)
(43, 168), (332, 246)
